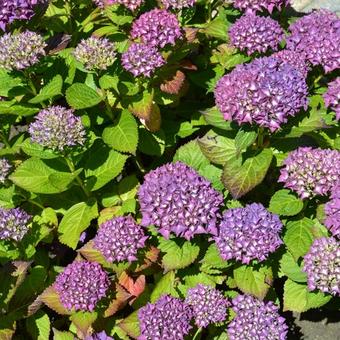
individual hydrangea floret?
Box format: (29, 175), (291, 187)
(121, 43), (165, 77)
(185, 284), (229, 328)
(286, 9), (340, 73)
(54, 261), (110, 311)
(160, 0), (195, 10)
(279, 147), (340, 199)
(272, 50), (310, 78)
(0, 31), (46, 71)
(303, 237), (340, 296)
(324, 185), (340, 237)
(130, 9), (182, 48)
(138, 161), (223, 240)
(227, 295), (288, 340)
(232, 0), (289, 13)
(229, 13), (284, 55)
(29, 106), (86, 152)
(214, 56), (308, 132)
(85, 331), (113, 340)
(0, 158), (11, 184)
(0, 207), (31, 241)
(93, 0), (143, 11)
(213, 203), (283, 264)
(73, 37), (116, 71)
(93, 216), (147, 263)
(138, 295), (192, 340)
(323, 78), (340, 121)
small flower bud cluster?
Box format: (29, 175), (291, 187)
(0, 207), (31, 241)
(0, 158), (11, 184)
(323, 78), (340, 121)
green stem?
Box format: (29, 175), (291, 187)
(27, 199), (45, 210)
(257, 127), (265, 148)
(193, 328), (202, 340)
(0, 131), (11, 148)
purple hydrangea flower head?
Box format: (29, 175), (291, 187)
(228, 295), (288, 340)
(0, 158), (11, 184)
(325, 185), (340, 237)
(232, 0), (289, 13)
(160, 0), (195, 10)
(213, 203), (283, 264)
(93, 215), (147, 263)
(185, 284), (229, 328)
(323, 78), (340, 121)
(138, 161), (223, 240)
(85, 331), (113, 340)
(29, 106), (86, 152)
(303, 237), (340, 295)
(286, 9), (340, 73)
(272, 50), (310, 78)
(93, 0), (143, 11)
(121, 43), (165, 77)
(0, 31), (46, 71)
(214, 56), (308, 132)
(54, 261), (110, 312)
(138, 295), (192, 340)
(0, 207), (31, 241)
(278, 147), (340, 199)
(229, 13), (284, 55)
(73, 37), (116, 71)
(130, 9), (182, 48)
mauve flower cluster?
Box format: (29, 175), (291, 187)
(85, 331), (113, 340)
(0, 31), (46, 71)
(272, 50), (309, 78)
(214, 203), (283, 264)
(323, 78), (340, 121)
(228, 295), (288, 340)
(215, 56), (308, 132)
(54, 261), (110, 311)
(73, 37), (116, 71)
(303, 237), (340, 296)
(93, 216), (147, 263)
(0, 207), (31, 241)
(279, 147), (340, 199)
(286, 9), (340, 73)
(161, 0), (195, 10)
(324, 185), (340, 238)
(93, 0), (143, 11)
(29, 106), (86, 152)
(138, 295), (192, 340)
(229, 13), (284, 55)
(185, 284), (229, 328)
(232, 0), (289, 13)
(138, 161), (223, 240)
(121, 43), (165, 77)
(0, 158), (11, 184)
(131, 9), (182, 48)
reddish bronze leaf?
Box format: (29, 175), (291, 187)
(160, 70), (186, 95)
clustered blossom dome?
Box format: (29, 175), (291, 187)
(303, 237), (340, 296)
(323, 78), (340, 121)
(54, 261), (110, 311)
(121, 43), (165, 77)
(93, 0), (143, 11)
(214, 56), (308, 132)
(130, 9), (182, 48)
(138, 295), (192, 340)
(229, 13), (284, 55)
(29, 106), (86, 152)
(324, 185), (340, 238)
(93, 216), (147, 263)
(286, 9), (340, 73)
(0, 158), (11, 184)
(160, 0), (195, 10)
(73, 37), (116, 71)
(279, 147), (340, 199)
(185, 284), (229, 328)
(272, 50), (310, 78)
(213, 203), (283, 264)
(232, 0), (289, 13)
(0, 31), (46, 71)
(0, 207), (31, 241)
(228, 295), (288, 339)
(138, 161), (223, 240)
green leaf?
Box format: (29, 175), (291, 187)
(102, 110), (138, 154)
(66, 83), (102, 109)
(0, 102), (39, 116)
(58, 201), (98, 249)
(279, 252), (307, 283)
(29, 75), (63, 104)
(128, 89), (154, 120)
(117, 310), (140, 339)
(200, 244), (231, 274)
(39, 286), (71, 315)
(222, 149), (273, 199)
(203, 11), (229, 40)
(35, 312), (50, 340)
(0, 186), (16, 209)
(198, 164), (224, 192)
(70, 312), (97, 339)
(269, 189), (304, 216)
(150, 271), (178, 302)
(201, 106), (232, 131)
(0, 69), (23, 97)
(52, 329), (75, 340)
(20, 139), (59, 159)
(138, 127), (165, 157)
(234, 130), (257, 155)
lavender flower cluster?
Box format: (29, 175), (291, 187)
(54, 261), (110, 311)
(93, 0), (143, 11)
(214, 203), (283, 264)
(138, 161), (223, 240)
(227, 295), (288, 340)
(214, 56), (308, 132)
(85, 332), (113, 340)
(279, 147), (340, 199)
(0, 207), (31, 241)
(232, 0), (289, 13)
(324, 185), (340, 238)
(323, 78), (340, 121)
(29, 106), (86, 152)
(303, 237), (340, 296)
(0, 158), (11, 184)
(229, 13), (284, 55)
(161, 0), (195, 10)
(272, 50), (309, 78)
(93, 216), (147, 263)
